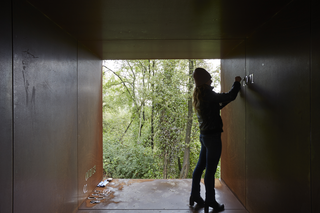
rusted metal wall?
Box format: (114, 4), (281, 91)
(13, 1), (78, 212)
(220, 41), (246, 206)
(77, 44), (103, 206)
(245, 1), (311, 211)
(221, 0), (315, 212)
(0, 1), (103, 213)
(311, 0), (320, 211)
(0, 1), (13, 212)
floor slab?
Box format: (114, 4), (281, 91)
(77, 210), (249, 213)
(77, 179), (248, 213)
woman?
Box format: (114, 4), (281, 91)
(189, 67), (241, 212)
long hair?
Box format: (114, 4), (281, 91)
(192, 85), (206, 112)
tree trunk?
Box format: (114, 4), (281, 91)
(138, 104), (143, 141)
(119, 118), (134, 143)
(150, 61), (155, 149)
(139, 62), (146, 137)
(163, 152), (168, 179)
(178, 156), (182, 172)
(180, 59), (194, 178)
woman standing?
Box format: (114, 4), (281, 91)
(189, 67), (241, 212)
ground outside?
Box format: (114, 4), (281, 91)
(77, 179), (248, 213)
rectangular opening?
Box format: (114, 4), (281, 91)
(102, 59), (221, 180)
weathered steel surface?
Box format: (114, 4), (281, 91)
(0, 1), (13, 212)
(26, 0), (292, 59)
(221, 41), (246, 206)
(77, 44), (103, 206)
(311, 0), (320, 211)
(222, 0), (313, 212)
(245, 1), (311, 212)
(78, 179), (247, 212)
(13, 1), (78, 212)
(2, 0), (319, 212)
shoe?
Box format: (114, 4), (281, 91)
(204, 201), (224, 212)
(189, 195), (205, 206)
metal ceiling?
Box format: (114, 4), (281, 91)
(26, 0), (292, 59)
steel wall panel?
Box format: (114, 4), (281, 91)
(221, 1), (315, 212)
(77, 45), (103, 206)
(311, 0), (320, 211)
(26, 0), (292, 59)
(245, 1), (311, 212)
(13, 1), (78, 212)
(0, 1), (13, 212)
(221, 41), (246, 206)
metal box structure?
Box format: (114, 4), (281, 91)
(1, 0), (319, 212)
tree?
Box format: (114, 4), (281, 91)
(180, 59), (194, 178)
(102, 59), (221, 179)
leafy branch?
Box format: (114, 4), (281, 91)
(103, 65), (137, 106)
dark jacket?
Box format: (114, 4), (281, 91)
(196, 81), (241, 134)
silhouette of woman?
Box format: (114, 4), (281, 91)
(189, 67), (241, 212)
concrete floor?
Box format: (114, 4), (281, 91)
(77, 179), (248, 213)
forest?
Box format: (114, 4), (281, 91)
(102, 59), (221, 179)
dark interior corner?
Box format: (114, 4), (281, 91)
(1, 0), (319, 212)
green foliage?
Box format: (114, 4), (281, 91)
(103, 136), (161, 179)
(102, 59), (221, 179)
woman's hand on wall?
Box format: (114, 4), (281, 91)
(235, 76), (242, 82)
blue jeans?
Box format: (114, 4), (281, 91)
(191, 133), (222, 202)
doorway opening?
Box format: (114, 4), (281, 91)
(102, 59), (221, 180)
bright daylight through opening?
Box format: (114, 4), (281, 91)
(102, 59), (221, 180)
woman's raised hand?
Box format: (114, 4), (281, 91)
(235, 76), (242, 82)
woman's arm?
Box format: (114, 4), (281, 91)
(219, 102), (230, 109)
(211, 76), (242, 106)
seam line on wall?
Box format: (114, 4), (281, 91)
(244, 38), (247, 209)
(11, 0), (15, 211)
(76, 41), (79, 209)
(309, 0), (312, 210)
(26, 0), (77, 41)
